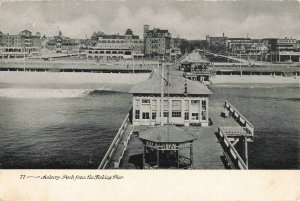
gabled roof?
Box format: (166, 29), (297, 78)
(139, 125), (196, 143)
(129, 73), (212, 95)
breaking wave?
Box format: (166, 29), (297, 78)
(0, 85), (129, 99)
(0, 88), (91, 99)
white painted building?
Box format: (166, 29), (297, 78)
(129, 73), (212, 127)
(86, 29), (144, 60)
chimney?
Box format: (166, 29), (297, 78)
(184, 78), (188, 96)
(144, 25), (149, 39)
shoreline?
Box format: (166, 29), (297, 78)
(0, 71), (150, 84)
(0, 71), (299, 85)
(210, 75), (300, 85)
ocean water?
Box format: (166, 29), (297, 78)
(0, 83), (299, 169)
(0, 83), (133, 169)
(209, 84), (300, 169)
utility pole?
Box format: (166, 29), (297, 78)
(167, 64), (170, 125)
(240, 52), (243, 76)
(160, 61), (164, 126)
(23, 53), (26, 71)
(132, 47), (135, 74)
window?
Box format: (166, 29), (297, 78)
(202, 111), (207, 120)
(142, 99), (150, 104)
(172, 100), (181, 111)
(135, 110), (140, 119)
(163, 112), (169, 117)
(135, 100), (140, 109)
(172, 100), (181, 117)
(172, 111), (181, 117)
(184, 112), (189, 120)
(152, 100), (157, 111)
(152, 112), (156, 119)
(191, 113), (199, 120)
(184, 100), (189, 111)
(163, 100), (169, 109)
(191, 100), (200, 105)
(202, 100), (207, 110)
(142, 112), (150, 119)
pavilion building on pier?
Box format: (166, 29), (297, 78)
(129, 72), (212, 127)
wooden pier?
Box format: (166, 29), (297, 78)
(99, 100), (254, 170)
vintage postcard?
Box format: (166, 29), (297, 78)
(0, 0), (299, 200)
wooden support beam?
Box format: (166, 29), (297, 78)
(143, 146), (145, 169)
(157, 149), (160, 168)
(177, 150), (179, 168)
(190, 143), (193, 168)
(244, 136), (248, 168)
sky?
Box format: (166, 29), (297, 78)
(0, 0), (299, 40)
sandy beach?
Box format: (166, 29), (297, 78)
(210, 75), (300, 84)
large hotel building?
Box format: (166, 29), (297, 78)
(144, 25), (172, 58)
(0, 30), (41, 58)
(86, 29), (144, 60)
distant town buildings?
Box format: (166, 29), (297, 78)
(0, 30), (41, 58)
(86, 28), (144, 60)
(0, 25), (299, 63)
(261, 37), (299, 62)
(226, 37), (253, 54)
(144, 25), (172, 59)
(170, 37), (183, 59)
(206, 33), (227, 46)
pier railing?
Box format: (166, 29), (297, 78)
(98, 112), (130, 169)
(224, 101), (254, 141)
(218, 127), (248, 170)
(116, 128), (134, 167)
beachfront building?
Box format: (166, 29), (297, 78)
(129, 72), (212, 127)
(226, 37), (252, 54)
(86, 28), (144, 60)
(206, 33), (227, 46)
(144, 25), (172, 59)
(248, 43), (269, 60)
(0, 30), (41, 58)
(262, 37), (300, 62)
(46, 31), (80, 53)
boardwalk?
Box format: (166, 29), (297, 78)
(190, 101), (239, 169)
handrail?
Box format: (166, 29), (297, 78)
(225, 101), (254, 128)
(218, 128), (248, 169)
(116, 128), (134, 167)
(220, 126), (252, 135)
(98, 112), (130, 169)
(224, 101), (254, 137)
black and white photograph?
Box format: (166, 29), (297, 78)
(0, 0), (299, 200)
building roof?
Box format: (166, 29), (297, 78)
(227, 37), (251, 40)
(129, 72), (212, 95)
(145, 28), (171, 38)
(139, 125), (196, 143)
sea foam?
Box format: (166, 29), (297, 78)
(0, 88), (91, 99)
